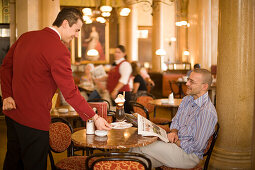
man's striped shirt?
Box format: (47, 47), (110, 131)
(170, 92), (218, 159)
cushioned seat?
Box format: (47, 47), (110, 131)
(56, 156), (87, 170)
(49, 118), (87, 170)
(85, 152), (152, 170)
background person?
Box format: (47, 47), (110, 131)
(106, 45), (132, 113)
(187, 63), (201, 77)
(130, 69), (218, 169)
(0, 8), (111, 170)
(130, 61), (147, 99)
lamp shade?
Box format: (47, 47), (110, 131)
(100, 6), (112, 13)
(155, 49), (166, 56)
(120, 8), (131, 16)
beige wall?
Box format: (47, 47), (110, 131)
(188, 0), (218, 70)
(137, 1), (152, 26)
(15, 0), (59, 38)
(0, 0), (3, 23)
(162, 2), (176, 65)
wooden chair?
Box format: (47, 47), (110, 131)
(130, 101), (172, 133)
(169, 80), (182, 98)
(48, 118), (87, 170)
(158, 123), (220, 170)
(85, 152), (152, 170)
(135, 92), (155, 113)
(87, 98), (116, 123)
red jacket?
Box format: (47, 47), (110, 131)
(0, 27), (95, 131)
(106, 60), (130, 93)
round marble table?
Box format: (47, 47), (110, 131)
(51, 107), (81, 128)
(149, 98), (182, 118)
(71, 127), (158, 150)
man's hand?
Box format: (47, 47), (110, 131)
(111, 90), (118, 100)
(93, 114), (112, 131)
(3, 97), (16, 111)
(167, 131), (179, 143)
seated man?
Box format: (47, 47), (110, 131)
(130, 69), (218, 169)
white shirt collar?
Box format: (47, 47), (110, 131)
(115, 58), (125, 65)
(49, 27), (61, 39)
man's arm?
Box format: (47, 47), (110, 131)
(0, 40), (19, 110)
(167, 129), (179, 143)
(180, 113), (217, 154)
(111, 82), (124, 99)
(2, 97), (16, 110)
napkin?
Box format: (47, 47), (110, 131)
(168, 93), (174, 104)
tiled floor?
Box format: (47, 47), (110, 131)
(0, 108), (173, 169)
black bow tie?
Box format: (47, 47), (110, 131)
(112, 62), (116, 66)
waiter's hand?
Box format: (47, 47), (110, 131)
(167, 131), (179, 143)
(111, 90), (118, 100)
(93, 114), (112, 130)
(3, 97), (16, 111)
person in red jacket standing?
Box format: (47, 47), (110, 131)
(106, 45), (132, 113)
(0, 8), (111, 170)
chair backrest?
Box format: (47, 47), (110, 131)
(203, 123), (220, 170)
(85, 152), (152, 170)
(169, 80), (181, 98)
(88, 98), (110, 111)
(49, 118), (73, 154)
(181, 83), (187, 96)
(49, 118), (74, 169)
(136, 93), (155, 113)
(88, 99), (114, 123)
(130, 101), (150, 119)
(88, 101), (108, 120)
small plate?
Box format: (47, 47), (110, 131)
(58, 108), (68, 113)
(95, 130), (108, 137)
(69, 107), (75, 112)
(111, 122), (133, 129)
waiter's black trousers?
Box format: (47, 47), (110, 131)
(4, 116), (49, 170)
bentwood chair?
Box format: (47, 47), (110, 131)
(130, 101), (172, 133)
(158, 123), (220, 170)
(87, 98), (116, 123)
(85, 152), (152, 170)
(48, 118), (87, 170)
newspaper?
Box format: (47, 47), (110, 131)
(92, 65), (107, 79)
(137, 114), (169, 143)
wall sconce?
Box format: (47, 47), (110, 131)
(169, 37), (176, 46)
(119, 8), (131, 16)
(183, 50), (190, 56)
(155, 49), (166, 56)
(176, 20), (189, 26)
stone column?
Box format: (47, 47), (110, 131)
(126, 1), (138, 62)
(9, 0), (16, 45)
(175, 0), (188, 63)
(151, 0), (164, 72)
(118, 16), (127, 48)
(210, 0), (255, 169)
(41, 0), (60, 28)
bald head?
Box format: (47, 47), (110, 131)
(192, 69), (212, 89)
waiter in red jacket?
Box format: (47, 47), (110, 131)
(106, 45), (132, 113)
(0, 8), (111, 170)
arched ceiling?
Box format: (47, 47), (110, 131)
(60, 0), (126, 7)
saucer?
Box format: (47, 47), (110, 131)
(58, 108), (68, 113)
(95, 130), (108, 137)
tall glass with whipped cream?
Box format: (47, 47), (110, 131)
(115, 94), (126, 122)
